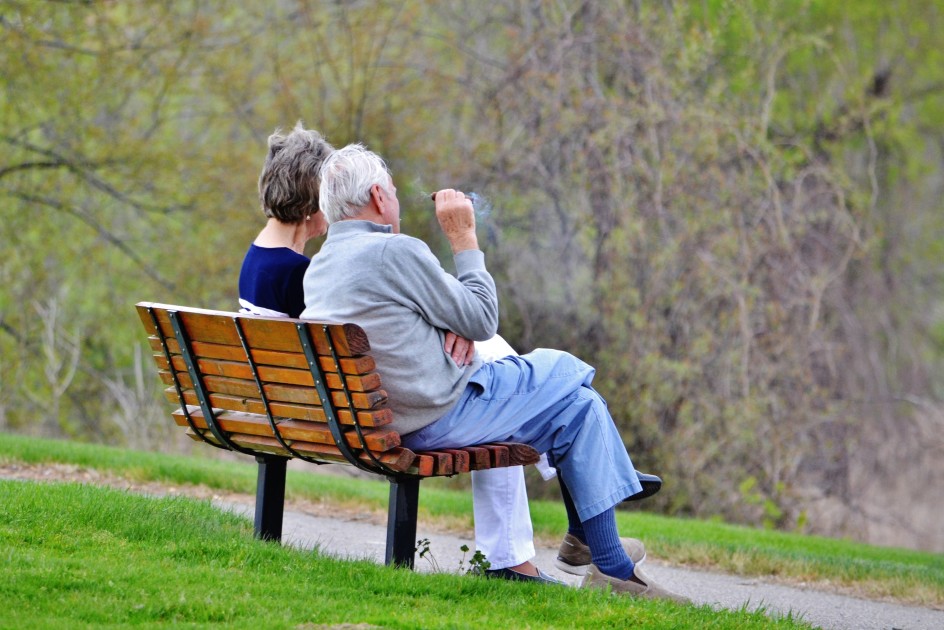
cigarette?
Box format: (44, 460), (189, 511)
(429, 192), (472, 201)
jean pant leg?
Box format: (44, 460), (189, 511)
(403, 349), (642, 522)
(538, 385), (642, 522)
(471, 466), (535, 569)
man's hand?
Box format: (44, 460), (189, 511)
(444, 331), (476, 366)
(433, 189), (478, 253)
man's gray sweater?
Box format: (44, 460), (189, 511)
(300, 220), (499, 435)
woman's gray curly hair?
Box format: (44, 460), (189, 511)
(258, 122), (334, 223)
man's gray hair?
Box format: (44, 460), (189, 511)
(318, 143), (392, 224)
(258, 122), (334, 223)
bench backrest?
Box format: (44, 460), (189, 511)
(135, 302), (428, 475)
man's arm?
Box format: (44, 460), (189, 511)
(434, 189), (491, 361)
(382, 237), (499, 341)
(378, 189), (496, 342)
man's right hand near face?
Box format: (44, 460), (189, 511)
(433, 189), (478, 254)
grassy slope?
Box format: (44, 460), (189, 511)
(1, 432), (941, 610)
(2, 480), (808, 629)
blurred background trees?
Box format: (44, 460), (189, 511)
(2, 0), (942, 551)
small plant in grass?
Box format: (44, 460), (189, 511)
(416, 537), (442, 572)
(458, 544), (491, 575)
(415, 539), (491, 575)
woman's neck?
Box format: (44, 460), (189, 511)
(254, 218), (306, 254)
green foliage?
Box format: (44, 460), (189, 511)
(460, 544), (493, 575)
(1, 1), (943, 548)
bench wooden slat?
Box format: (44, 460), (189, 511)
(465, 446), (492, 470)
(147, 336), (376, 375)
(495, 442), (541, 467)
(157, 370), (387, 409)
(164, 388), (393, 427)
(485, 444), (510, 468)
(172, 406), (401, 451)
(405, 454), (434, 476)
(422, 451), (454, 476)
(155, 354), (382, 392)
(439, 448), (471, 473)
(137, 303), (369, 356)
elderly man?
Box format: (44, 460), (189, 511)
(301, 144), (686, 602)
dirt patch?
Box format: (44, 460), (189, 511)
(0, 461), (426, 532)
(1, 461), (248, 503)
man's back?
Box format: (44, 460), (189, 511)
(301, 219), (498, 435)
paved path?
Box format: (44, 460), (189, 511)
(218, 499), (944, 630)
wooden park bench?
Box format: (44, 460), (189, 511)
(135, 301), (543, 569)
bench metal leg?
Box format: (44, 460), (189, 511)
(254, 455), (288, 542)
(386, 477), (420, 569)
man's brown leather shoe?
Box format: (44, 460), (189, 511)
(554, 533), (647, 576)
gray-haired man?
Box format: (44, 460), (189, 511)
(302, 144), (686, 602)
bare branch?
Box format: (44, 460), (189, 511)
(1, 134), (186, 215)
(6, 190), (176, 292)
(0, 161), (68, 180)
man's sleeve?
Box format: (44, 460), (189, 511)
(382, 236), (499, 341)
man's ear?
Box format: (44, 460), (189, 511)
(369, 183), (385, 212)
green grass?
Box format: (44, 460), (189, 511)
(2, 479), (808, 629)
(2, 432), (942, 611)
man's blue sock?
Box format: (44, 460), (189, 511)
(559, 479), (586, 543)
(582, 507), (634, 580)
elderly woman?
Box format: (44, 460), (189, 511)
(238, 123), (333, 318)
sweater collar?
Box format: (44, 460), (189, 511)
(327, 220), (393, 236)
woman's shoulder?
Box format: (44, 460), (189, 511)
(246, 243), (309, 265)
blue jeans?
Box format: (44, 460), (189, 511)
(402, 349), (642, 521)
